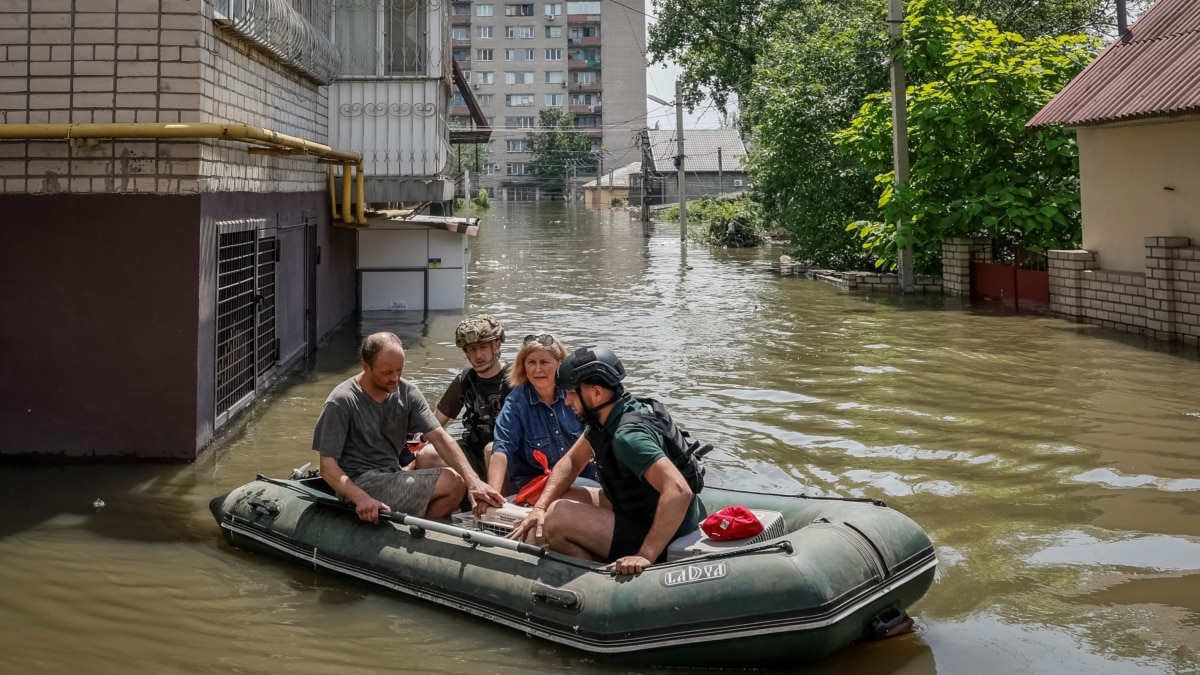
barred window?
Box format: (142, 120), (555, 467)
(335, 0), (428, 76)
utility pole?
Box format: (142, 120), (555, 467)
(889, 0), (914, 293)
(717, 147), (723, 195)
(564, 161), (569, 202)
(464, 169), (471, 220)
(675, 79), (686, 241)
(595, 154), (602, 210)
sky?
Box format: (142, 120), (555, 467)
(641, 0), (730, 130)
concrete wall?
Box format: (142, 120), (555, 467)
(1077, 119), (1200, 273)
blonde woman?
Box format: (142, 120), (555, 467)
(488, 333), (600, 505)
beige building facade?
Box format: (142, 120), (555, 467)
(450, 0), (645, 199)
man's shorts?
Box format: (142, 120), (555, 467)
(607, 510), (664, 563)
(354, 467), (442, 518)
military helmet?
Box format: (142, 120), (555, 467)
(556, 346), (626, 390)
(454, 314), (505, 349)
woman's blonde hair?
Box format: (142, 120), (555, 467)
(508, 332), (568, 386)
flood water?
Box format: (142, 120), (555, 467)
(2, 202), (1199, 674)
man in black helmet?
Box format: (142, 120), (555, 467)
(434, 314), (513, 483)
(508, 346), (706, 576)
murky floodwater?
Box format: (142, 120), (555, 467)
(2, 202), (1199, 674)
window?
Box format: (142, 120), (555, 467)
(451, 92), (466, 106)
(507, 139), (530, 152)
(574, 116), (598, 128)
(477, 25), (493, 38)
(506, 26), (534, 38)
(335, 0), (428, 76)
(504, 71), (534, 84)
(452, 3), (471, 15)
(544, 48), (562, 60)
(506, 162), (532, 175)
(505, 116), (536, 128)
(506, 94), (535, 107)
(478, 94), (493, 106)
(452, 27), (468, 40)
(505, 48), (534, 61)
(545, 93), (563, 106)
(575, 71), (596, 84)
(545, 71), (563, 84)
(476, 71), (494, 83)
(477, 48), (494, 61)
(545, 26), (562, 38)
(544, 3), (562, 16)
(452, 48), (470, 61)
(476, 4), (493, 16)
(566, 1), (599, 13)
(504, 3), (534, 16)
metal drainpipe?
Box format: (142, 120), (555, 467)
(0, 122), (365, 224)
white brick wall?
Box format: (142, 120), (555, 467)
(0, 0), (331, 195)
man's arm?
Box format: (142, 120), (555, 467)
(609, 457), (692, 576)
(425, 426), (504, 510)
(319, 456), (390, 524)
(508, 434), (593, 542)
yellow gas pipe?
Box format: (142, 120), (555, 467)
(0, 122), (366, 225)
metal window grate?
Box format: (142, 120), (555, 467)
(256, 236), (277, 377)
(216, 231), (258, 417)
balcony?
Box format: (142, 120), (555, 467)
(581, 36), (601, 47)
(571, 81), (602, 92)
(569, 104), (589, 114)
(451, 15), (471, 25)
(567, 13), (600, 23)
(452, 38), (472, 47)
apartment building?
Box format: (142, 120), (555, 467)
(449, 0), (646, 200)
(0, 0), (467, 460)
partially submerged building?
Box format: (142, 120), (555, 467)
(1028, 0), (1200, 346)
(0, 0), (481, 460)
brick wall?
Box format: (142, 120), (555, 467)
(941, 237), (990, 297)
(0, 0), (329, 195)
(1048, 237), (1200, 346)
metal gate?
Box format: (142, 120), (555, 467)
(215, 224), (277, 426)
(970, 245), (1050, 311)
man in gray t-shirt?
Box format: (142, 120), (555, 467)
(313, 332), (504, 521)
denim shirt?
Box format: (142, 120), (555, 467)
(492, 383), (599, 492)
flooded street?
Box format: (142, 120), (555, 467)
(2, 202), (1199, 674)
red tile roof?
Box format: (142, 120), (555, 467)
(1028, 0), (1200, 128)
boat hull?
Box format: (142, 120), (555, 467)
(210, 477), (936, 667)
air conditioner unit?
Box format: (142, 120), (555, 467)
(733, 179), (743, 187)
(472, 83), (480, 90)
(560, 81), (568, 88)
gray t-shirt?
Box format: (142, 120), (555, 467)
(312, 375), (440, 480)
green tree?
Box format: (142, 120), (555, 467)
(526, 109), (594, 197)
(833, 0), (1100, 271)
(740, 0), (885, 268)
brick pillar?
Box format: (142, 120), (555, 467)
(1047, 249), (1098, 319)
(1144, 236), (1191, 340)
(941, 237), (990, 297)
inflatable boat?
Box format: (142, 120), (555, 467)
(209, 474), (936, 667)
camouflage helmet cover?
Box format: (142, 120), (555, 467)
(454, 314), (505, 349)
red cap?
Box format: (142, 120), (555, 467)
(701, 506), (764, 541)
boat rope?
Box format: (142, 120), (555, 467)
(709, 484), (887, 508)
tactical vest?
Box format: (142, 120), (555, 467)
(587, 397), (707, 521)
(459, 367), (510, 450)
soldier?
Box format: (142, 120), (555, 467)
(434, 314), (513, 483)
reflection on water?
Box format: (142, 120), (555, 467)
(1, 202), (1199, 674)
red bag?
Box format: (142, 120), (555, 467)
(514, 450), (551, 506)
(701, 505), (764, 541)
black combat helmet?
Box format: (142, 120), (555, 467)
(556, 346), (626, 390)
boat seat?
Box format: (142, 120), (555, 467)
(666, 509), (787, 562)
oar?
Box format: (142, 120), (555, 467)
(298, 493), (546, 558)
